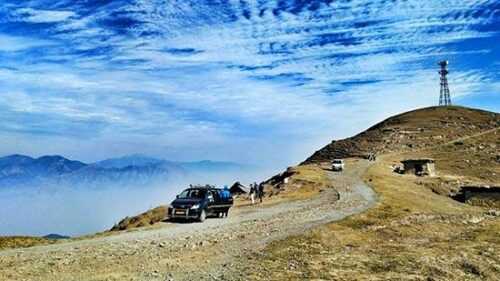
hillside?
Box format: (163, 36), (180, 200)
(110, 206), (168, 231)
(240, 106), (500, 280)
(304, 106), (500, 164)
(0, 236), (55, 251)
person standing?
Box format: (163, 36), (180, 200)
(258, 183), (264, 203)
(221, 185), (231, 217)
(250, 183), (256, 205)
(221, 185), (230, 200)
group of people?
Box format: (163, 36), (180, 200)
(249, 182), (264, 204)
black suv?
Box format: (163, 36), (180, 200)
(168, 187), (233, 222)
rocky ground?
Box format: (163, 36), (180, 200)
(0, 160), (375, 281)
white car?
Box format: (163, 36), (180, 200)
(331, 159), (345, 171)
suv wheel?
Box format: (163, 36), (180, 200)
(198, 209), (206, 222)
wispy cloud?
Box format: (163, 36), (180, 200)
(0, 34), (53, 51)
(12, 8), (76, 23)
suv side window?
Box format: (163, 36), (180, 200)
(214, 190), (222, 201)
(209, 190), (220, 202)
(206, 190), (215, 202)
(197, 189), (207, 199)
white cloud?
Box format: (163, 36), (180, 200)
(13, 8), (76, 23)
(0, 34), (53, 51)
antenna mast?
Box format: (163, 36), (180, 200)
(438, 60), (452, 106)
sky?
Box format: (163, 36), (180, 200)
(0, 0), (499, 168)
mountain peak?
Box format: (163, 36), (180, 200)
(43, 234), (70, 240)
(0, 154), (34, 160)
(94, 154), (165, 169)
(304, 106), (500, 164)
(0, 154), (35, 166)
(36, 155), (66, 161)
(35, 155), (86, 165)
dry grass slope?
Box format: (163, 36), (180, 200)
(242, 106), (500, 281)
(262, 165), (334, 198)
(0, 236), (55, 251)
(110, 206), (167, 232)
(245, 160), (500, 280)
(305, 106), (500, 164)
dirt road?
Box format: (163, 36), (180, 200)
(0, 160), (376, 281)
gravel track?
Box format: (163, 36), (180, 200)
(0, 161), (376, 281)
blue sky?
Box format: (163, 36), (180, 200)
(0, 0), (498, 167)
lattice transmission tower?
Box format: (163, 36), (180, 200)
(438, 60), (452, 106)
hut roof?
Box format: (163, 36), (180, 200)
(401, 158), (435, 164)
(230, 181), (249, 194)
(462, 185), (500, 192)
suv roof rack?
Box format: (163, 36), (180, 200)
(188, 184), (217, 189)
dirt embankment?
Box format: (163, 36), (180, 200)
(110, 206), (168, 232)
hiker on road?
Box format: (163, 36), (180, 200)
(258, 183), (264, 203)
(250, 183), (257, 205)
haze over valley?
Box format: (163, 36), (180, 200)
(0, 154), (262, 236)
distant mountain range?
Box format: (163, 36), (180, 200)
(0, 154), (251, 190)
(43, 234), (70, 240)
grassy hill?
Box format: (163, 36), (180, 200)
(304, 106), (499, 163)
(0, 236), (55, 251)
(242, 105), (500, 280)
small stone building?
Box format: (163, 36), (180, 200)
(401, 158), (435, 176)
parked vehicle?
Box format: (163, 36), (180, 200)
(331, 159), (345, 171)
(168, 186), (233, 222)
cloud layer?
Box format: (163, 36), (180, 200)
(0, 0), (498, 167)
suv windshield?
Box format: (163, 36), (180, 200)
(178, 189), (207, 199)
(332, 160), (343, 164)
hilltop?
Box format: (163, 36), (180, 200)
(262, 106), (499, 199)
(304, 106), (499, 163)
